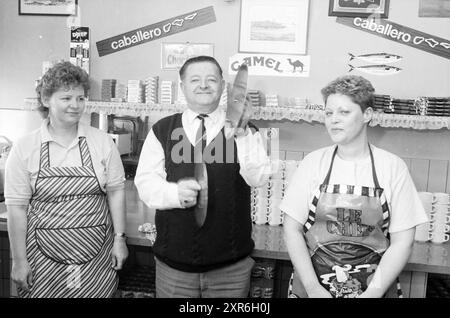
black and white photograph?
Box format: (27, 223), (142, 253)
(239, 0), (310, 54)
(0, 0), (450, 308)
(18, 0), (77, 16)
(419, 0), (450, 17)
(328, 0), (390, 18)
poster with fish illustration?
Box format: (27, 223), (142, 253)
(228, 53), (310, 77)
(348, 52), (403, 64)
(348, 64), (401, 75)
(347, 52), (402, 75)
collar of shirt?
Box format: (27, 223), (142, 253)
(183, 107), (223, 126)
(40, 118), (87, 148)
(182, 107), (226, 146)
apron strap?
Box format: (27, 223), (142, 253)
(322, 145), (338, 185)
(38, 137), (94, 170)
(79, 137), (94, 168)
(368, 145), (381, 189)
(322, 144), (381, 189)
(39, 142), (50, 170)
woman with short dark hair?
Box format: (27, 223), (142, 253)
(281, 75), (428, 298)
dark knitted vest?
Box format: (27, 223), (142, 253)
(152, 113), (254, 272)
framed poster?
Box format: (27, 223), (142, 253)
(161, 43), (214, 69)
(238, 0), (310, 55)
(328, 0), (389, 18)
(419, 0), (450, 17)
(19, 0), (77, 16)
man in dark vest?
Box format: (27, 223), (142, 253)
(135, 56), (271, 297)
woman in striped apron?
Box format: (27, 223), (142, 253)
(280, 75), (428, 298)
(6, 62), (128, 297)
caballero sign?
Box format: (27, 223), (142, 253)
(336, 17), (450, 60)
(96, 7), (216, 57)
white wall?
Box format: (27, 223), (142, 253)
(1, 0), (449, 107)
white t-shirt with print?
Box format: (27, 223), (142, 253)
(279, 145), (428, 233)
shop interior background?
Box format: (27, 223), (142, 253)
(0, 0), (449, 178)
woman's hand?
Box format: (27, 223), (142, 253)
(11, 260), (33, 292)
(111, 237), (128, 270)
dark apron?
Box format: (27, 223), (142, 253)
(288, 145), (402, 298)
(19, 137), (117, 298)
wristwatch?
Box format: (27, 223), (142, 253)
(114, 232), (127, 238)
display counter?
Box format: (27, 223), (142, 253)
(1, 180), (449, 298)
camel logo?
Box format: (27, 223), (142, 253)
(287, 58), (304, 73)
(229, 53), (310, 77)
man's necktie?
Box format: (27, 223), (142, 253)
(194, 114), (208, 162)
(193, 114), (208, 227)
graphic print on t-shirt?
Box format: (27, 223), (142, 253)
(326, 207), (375, 237)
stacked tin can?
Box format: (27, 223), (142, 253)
(417, 192), (450, 243)
(249, 258), (275, 298)
(251, 159), (299, 226)
(251, 182), (269, 225)
(266, 160), (284, 226)
(430, 193), (450, 244)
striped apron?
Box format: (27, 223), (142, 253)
(288, 145), (402, 298)
(19, 137), (118, 298)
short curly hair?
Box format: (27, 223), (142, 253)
(35, 61), (90, 118)
(321, 75), (375, 111)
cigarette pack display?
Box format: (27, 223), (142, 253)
(145, 76), (159, 104)
(127, 80), (145, 103)
(70, 27), (90, 74)
(160, 80), (174, 105)
(101, 79), (116, 101)
(248, 90), (261, 107)
(265, 94), (279, 107)
(115, 83), (127, 102)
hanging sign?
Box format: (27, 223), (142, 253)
(228, 53), (310, 77)
(336, 17), (450, 60)
(96, 6), (216, 57)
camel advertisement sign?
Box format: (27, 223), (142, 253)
(96, 6), (216, 57)
(336, 17), (450, 60)
(228, 53), (310, 77)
